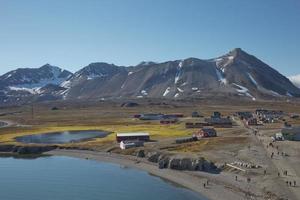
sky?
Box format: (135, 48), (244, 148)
(0, 0), (299, 76)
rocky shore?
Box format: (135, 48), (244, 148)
(0, 144), (218, 173)
(137, 149), (219, 172)
(0, 144), (57, 154)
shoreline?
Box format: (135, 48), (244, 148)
(47, 149), (248, 200)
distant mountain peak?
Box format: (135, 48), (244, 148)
(137, 61), (157, 66)
(39, 63), (59, 70)
(227, 48), (249, 58)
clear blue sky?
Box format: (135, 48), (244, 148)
(0, 0), (299, 76)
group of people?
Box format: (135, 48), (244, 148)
(268, 143), (288, 159)
(286, 180), (297, 187)
(203, 179), (209, 188)
(282, 171), (297, 187)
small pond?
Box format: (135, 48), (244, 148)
(15, 130), (109, 144)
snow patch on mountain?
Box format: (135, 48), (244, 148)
(61, 80), (71, 88)
(11, 77), (67, 90)
(87, 73), (105, 80)
(214, 55), (234, 68)
(215, 68), (227, 84)
(174, 75), (180, 84)
(178, 60), (184, 68)
(120, 81), (126, 89)
(181, 82), (187, 86)
(8, 86), (44, 94)
(247, 73), (258, 86)
(163, 87), (171, 97)
(177, 87), (184, 93)
(141, 90), (148, 96)
(233, 83), (256, 101)
(174, 61), (184, 84)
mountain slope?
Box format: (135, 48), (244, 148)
(212, 48), (300, 98)
(61, 48), (300, 100)
(0, 49), (299, 105)
(0, 64), (72, 104)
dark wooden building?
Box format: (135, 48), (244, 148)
(116, 133), (150, 143)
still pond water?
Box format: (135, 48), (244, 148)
(0, 156), (206, 200)
(15, 130), (109, 144)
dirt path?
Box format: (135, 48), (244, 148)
(258, 132), (300, 200)
(233, 117), (298, 199)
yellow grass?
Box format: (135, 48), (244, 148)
(167, 136), (249, 153)
(0, 122), (194, 146)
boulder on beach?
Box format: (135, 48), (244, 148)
(120, 102), (139, 108)
(136, 149), (145, 158)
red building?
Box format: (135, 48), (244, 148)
(160, 118), (178, 124)
(246, 118), (258, 126)
(194, 128), (217, 138)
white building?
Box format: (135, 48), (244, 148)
(120, 140), (144, 150)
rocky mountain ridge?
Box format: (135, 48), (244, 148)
(0, 48), (299, 105)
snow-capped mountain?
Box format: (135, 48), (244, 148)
(0, 48), (299, 105)
(62, 48), (300, 100)
(0, 64), (72, 104)
(289, 74), (300, 88)
(0, 64), (72, 91)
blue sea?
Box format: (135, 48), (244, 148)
(0, 156), (207, 200)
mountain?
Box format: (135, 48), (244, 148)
(0, 48), (299, 105)
(0, 64), (72, 104)
(60, 62), (128, 99)
(61, 48), (300, 100)
(289, 74), (300, 88)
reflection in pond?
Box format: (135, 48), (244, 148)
(15, 130), (109, 144)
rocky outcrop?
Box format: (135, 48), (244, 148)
(0, 144), (15, 152)
(142, 150), (219, 172)
(136, 149), (145, 158)
(120, 102), (139, 107)
(0, 144), (57, 154)
(158, 156), (170, 169)
(147, 151), (161, 163)
(14, 146), (57, 154)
